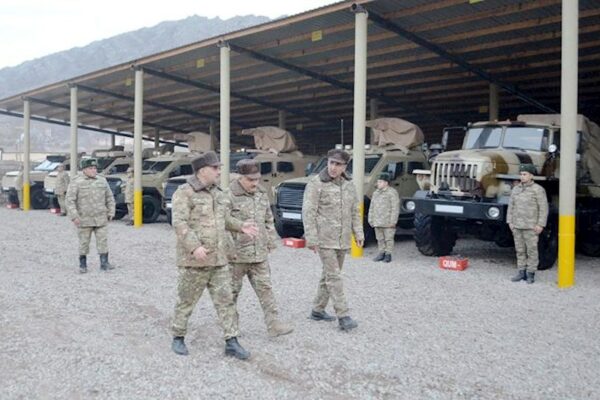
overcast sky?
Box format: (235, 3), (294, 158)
(0, 0), (338, 69)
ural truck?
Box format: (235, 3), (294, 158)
(273, 118), (430, 239)
(402, 114), (600, 269)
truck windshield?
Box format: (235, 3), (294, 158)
(142, 160), (171, 173)
(312, 155), (382, 175)
(34, 160), (60, 171)
(463, 127), (502, 149)
(503, 127), (548, 151)
(97, 157), (116, 171)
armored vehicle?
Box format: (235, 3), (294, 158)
(403, 114), (600, 269)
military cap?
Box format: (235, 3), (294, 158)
(378, 172), (391, 182)
(519, 163), (537, 175)
(236, 158), (261, 179)
(327, 148), (350, 164)
(80, 158), (98, 169)
(191, 151), (220, 172)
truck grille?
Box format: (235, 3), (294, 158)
(432, 162), (479, 192)
(277, 183), (306, 209)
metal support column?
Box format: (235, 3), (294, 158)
(558, 0), (578, 288)
(22, 100), (31, 211)
(69, 85), (78, 179)
(209, 119), (216, 151)
(133, 68), (144, 228)
(278, 110), (287, 130)
(369, 98), (378, 144)
(489, 83), (499, 121)
(220, 43), (231, 188)
(110, 134), (116, 148)
(351, 6), (368, 258)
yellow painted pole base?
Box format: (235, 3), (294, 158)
(557, 215), (575, 288)
(134, 190), (143, 228)
(351, 202), (364, 258)
(23, 183), (30, 211)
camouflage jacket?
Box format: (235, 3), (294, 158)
(172, 176), (243, 268)
(65, 174), (115, 227)
(227, 178), (277, 264)
(55, 171), (70, 195)
(124, 175), (134, 203)
(302, 169), (364, 249)
(507, 181), (548, 229)
(368, 186), (400, 228)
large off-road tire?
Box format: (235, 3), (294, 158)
(579, 234), (600, 257)
(494, 226), (514, 248)
(537, 216), (558, 270)
(142, 195), (161, 223)
(414, 212), (456, 256)
(30, 187), (49, 209)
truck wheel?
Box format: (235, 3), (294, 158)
(414, 212), (456, 256)
(494, 226), (514, 248)
(142, 195), (161, 223)
(579, 235), (600, 257)
(537, 218), (558, 270)
(31, 187), (49, 209)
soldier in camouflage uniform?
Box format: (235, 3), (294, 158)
(368, 172), (400, 263)
(227, 159), (294, 337)
(170, 151), (258, 360)
(124, 167), (134, 225)
(55, 163), (70, 216)
(507, 163), (549, 284)
(302, 148), (364, 331)
(65, 158), (116, 273)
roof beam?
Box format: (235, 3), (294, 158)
(364, 6), (557, 114)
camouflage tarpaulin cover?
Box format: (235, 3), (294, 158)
(517, 114), (600, 185)
(240, 126), (298, 153)
(161, 131), (218, 152)
(365, 118), (424, 149)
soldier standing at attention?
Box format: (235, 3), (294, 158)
(55, 163), (70, 216)
(302, 148), (364, 331)
(368, 172), (400, 263)
(124, 167), (134, 225)
(170, 151), (259, 360)
(227, 159), (294, 337)
(507, 163), (548, 284)
(66, 158), (116, 273)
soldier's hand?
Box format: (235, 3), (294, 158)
(356, 239), (364, 248)
(192, 246), (208, 261)
(73, 218), (81, 227)
(534, 225), (544, 234)
(241, 221), (259, 238)
(308, 245), (319, 254)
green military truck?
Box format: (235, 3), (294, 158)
(273, 118), (430, 239)
(402, 114), (600, 269)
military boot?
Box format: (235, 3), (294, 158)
(79, 255), (87, 274)
(373, 252), (385, 262)
(511, 269), (526, 282)
(338, 316), (358, 331)
(99, 253), (114, 271)
(526, 272), (535, 284)
(171, 336), (189, 356)
(310, 310), (336, 321)
(224, 337), (250, 360)
(383, 253), (392, 263)
(267, 320), (294, 337)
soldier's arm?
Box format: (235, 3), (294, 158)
(506, 190), (514, 225)
(105, 181), (116, 218)
(536, 186), (549, 228)
(390, 190), (400, 225)
(367, 192), (374, 226)
(172, 187), (203, 253)
(265, 199), (278, 250)
(302, 180), (319, 248)
(350, 184), (365, 241)
(222, 193), (244, 232)
(65, 180), (79, 220)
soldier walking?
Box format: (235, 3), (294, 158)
(55, 163), (70, 216)
(368, 172), (400, 263)
(227, 159), (294, 337)
(170, 151), (258, 360)
(124, 167), (134, 225)
(302, 148), (364, 331)
(65, 158), (116, 273)
(507, 163), (549, 284)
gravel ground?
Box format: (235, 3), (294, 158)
(1, 207), (599, 400)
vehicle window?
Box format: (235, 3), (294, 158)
(96, 157), (115, 171)
(34, 161), (60, 171)
(407, 162), (424, 174)
(553, 129), (582, 153)
(142, 160), (171, 173)
(277, 162), (294, 173)
(387, 162), (404, 179)
(180, 164), (193, 175)
(260, 162), (272, 175)
(112, 164), (130, 173)
(463, 127), (502, 149)
(347, 155), (382, 175)
(312, 157), (328, 174)
(503, 127), (549, 151)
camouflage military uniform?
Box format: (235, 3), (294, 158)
(124, 173), (134, 221)
(171, 175), (244, 340)
(507, 180), (548, 272)
(55, 170), (70, 214)
(302, 168), (364, 318)
(226, 178), (283, 332)
(66, 173), (115, 255)
(368, 186), (400, 254)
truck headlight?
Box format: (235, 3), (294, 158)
(405, 200), (416, 211)
(487, 206), (500, 219)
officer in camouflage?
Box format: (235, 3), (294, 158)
(368, 172), (400, 263)
(66, 158), (116, 273)
(302, 148), (364, 331)
(227, 159), (294, 337)
(170, 151), (259, 360)
(55, 163), (70, 216)
(124, 167), (134, 225)
(507, 163), (549, 284)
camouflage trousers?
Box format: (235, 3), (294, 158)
(512, 228), (539, 272)
(231, 261), (279, 328)
(172, 265), (239, 339)
(56, 194), (66, 214)
(78, 225), (108, 255)
(313, 248), (349, 318)
(126, 203), (133, 222)
(375, 227), (395, 253)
